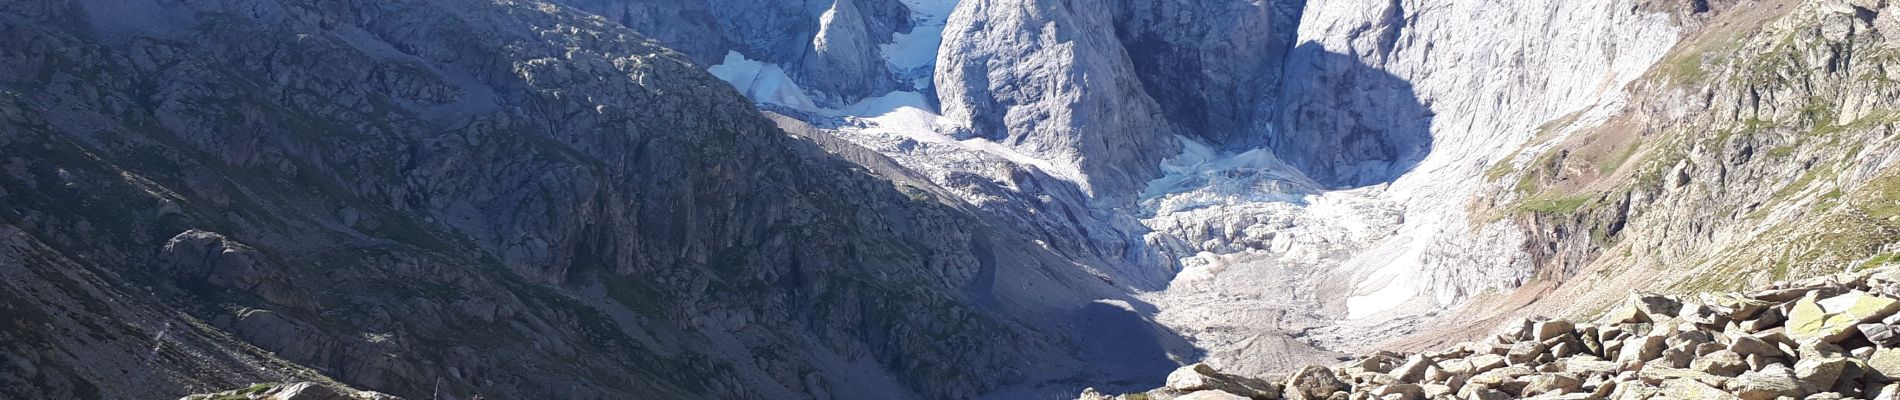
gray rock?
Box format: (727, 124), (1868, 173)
(1284, 366), (1347, 400)
(1725, 364), (1804, 400)
(1167, 363), (1283, 398)
(1796, 357), (1850, 390)
(1535, 319), (1576, 341)
(1521, 373), (1581, 395)
(1367, 383), (1423, 400)
(1508, 341), (1548, 365)
(1731, 335), (1785, 358)
(1692, 350), (1749, 377)
(1176, 390), (1252, 400)
(1617, 335), (1668, 364)
(1660, 378), (1741, 399)
(1392, 354), (1436, 383)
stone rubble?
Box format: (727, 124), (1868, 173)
(1090, 266), (1900, 400)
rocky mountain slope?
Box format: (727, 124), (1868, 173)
(13, 0), (1900, 398)
(1412, 0), (1900, 351)
(0, 0), (1178, 398)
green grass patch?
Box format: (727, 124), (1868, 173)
(1518, 193), (1597, 214)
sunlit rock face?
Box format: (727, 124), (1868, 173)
(613, 0), (1692, 382)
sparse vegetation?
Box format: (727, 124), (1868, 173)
(1517, 193), (1596, 214)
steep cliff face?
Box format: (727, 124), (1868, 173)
(552, 0), (914, 107)
(931, 0), (1304, 198)
(652, 0), (1701, 380)
(0, 0), (1164, 398)
(1431, 0), (1900, 337)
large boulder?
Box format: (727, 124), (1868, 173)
(1723, 365), (1803, 400)
(1787, 291), (1900, 343)
(1535, 319), (1576, 341)
(1660, 378), (1741, 399)
(1176, 390), (1251, 400)
(1521, 373), (1581, 395)
(1692, 350), (1749, 377)
(1605, 293), (1684, 323)
(1617, 335), (1668, 363)
(1167, 363), (1282, 398)
(1282, 366), (1345, 400)
(1795, 357), (1850, 390)
(1868, 348), (1900, 379)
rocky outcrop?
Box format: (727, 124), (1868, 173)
(931, 0), (1306, 198)
(1097, 265), (1900, 399)
(0, 0), (1159, 398)
(554, 0), (914, 106)
(934, 0), (1184, 197)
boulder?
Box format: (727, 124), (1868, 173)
(1741, 308), (1786, 332)
(1176, 390), (1251, 400)
(1283, 365), (1345, 400)
(1508, 341), (1546, 365)
(1795, 357), (1849, 390)
(1521, 373), (1581, 395)
(1497, 318), (1537, 342)
(1862, 323), (1900, 346)
(1167, 363), (1283, 399)
(1868, 348), (1900, 379)
(1660, 347), (1695, 368)
(1467, 366), (1535, 388)
(1682, 302), (1726, 325)
(1634, 294), (1684, 320)
(1723, 365), (1803, 400)
(1562, 358), (1620, 376)
(1535, 320), (1576, 341)
(1730, 335), (1785, 358)
(1706, 293), (1773, 320)
(1367, 384), (1423, 400)
(1787, 291), (1900, 343)
(1391, 354), (1435, 383)
(1617, 335), (1667, 364)
(1660, 378), (1741, 399)
(1693, 350), (1749, 377)
(1459, 388), (1512, 400)
(1453, 354), (1507, 376)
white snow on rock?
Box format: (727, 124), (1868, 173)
(885, 0), (960, 88)
(702, 0), (1687, 376)
(708, 51), (822, 111)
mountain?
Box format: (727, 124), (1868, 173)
(0, 0), (1179, 399)
(9, 0), (1900, 399)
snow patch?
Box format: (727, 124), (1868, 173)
(708, 51), (823, 111)
(884, 0), (961, 88)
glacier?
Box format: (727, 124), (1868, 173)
(701, 0), (1690, 383)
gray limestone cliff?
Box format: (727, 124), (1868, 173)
(551, 0), (915, 106)
(0, 0), (1168, 398)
